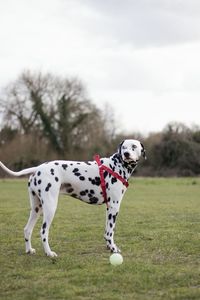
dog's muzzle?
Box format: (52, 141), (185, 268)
(123, 152), (138, 164)
(124, 152), (130, 159)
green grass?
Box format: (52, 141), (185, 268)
(0, 177), (200, 300)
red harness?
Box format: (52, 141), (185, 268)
(94, 154), (129, 208)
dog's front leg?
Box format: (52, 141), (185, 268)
(104, 204), (120, 253)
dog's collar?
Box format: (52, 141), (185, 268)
(94, 154), (129, 208)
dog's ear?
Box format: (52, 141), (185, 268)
(140, 143), (147, 160)
(117, 140), (124, 155)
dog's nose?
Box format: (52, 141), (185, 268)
(124, 152), (130, 159)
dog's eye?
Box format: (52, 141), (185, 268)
(132, 145), (137, 150)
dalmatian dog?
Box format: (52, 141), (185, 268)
(0, 139), (146, 257)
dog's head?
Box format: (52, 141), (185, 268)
(118, 139), (147, 165)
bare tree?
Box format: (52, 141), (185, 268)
(0, 70), (116, 158)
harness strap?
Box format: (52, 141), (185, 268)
(94, 154), (129, 208)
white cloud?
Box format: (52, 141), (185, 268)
(94, 90), (200, 134)
(79, 0), (200, 46)
(0, 0), (200, 134)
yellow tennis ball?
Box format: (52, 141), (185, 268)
(109, 253), (123, 266)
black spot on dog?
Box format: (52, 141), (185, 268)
(38, 179), (42, 185)
(50, 168), (55, 175)
(111, 177), (117, 184)
(74, 172), (81, 176)
(71, 193), (78, 198)
(94, 178), (99, 185)
(104, 171), (108, 179)
(89, 177), (101, 186)
(28, 181), (30, 187)
(90, 189), (95, 194)
(55, 177), (59, 182)
(34, 178), (37, 186)
(73, 168), (79, 173)
(80, 191), (86, 196)
(113, 213), (118, 223)
(109, 164), (115, 172)
(45, 183), (52, 192)
(32, 190), (36, 196)
(85, 162), (91, 165)
(25, 238), (28, 242)
(35, 207), (39, 213)
(61, 183), (71, 190)
(89, 197), (99, 204)
(43, 238), (46, 242)
(89, 178), (94, 184)
(110, 223), (113, 228)
(62, 164), (68, 170)
(79, 176), (85, 181)
(108, 213), (112, 220)
(67, 188), (74, 193)
(37, 171), (41, 176)
(54, 162), (59, 165)
(42, 222), (47, 235)
(113, 160), (117, 167)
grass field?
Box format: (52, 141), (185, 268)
(0, 177), (200, 300)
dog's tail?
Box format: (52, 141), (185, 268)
(0, 161), (37, 177)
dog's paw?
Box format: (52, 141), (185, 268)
(46, 251), (58, 258)
(111, 247), (121, 254)
(110, 245), (121, 253)
(26, 248), (36, 255)
(106, 243), (121, 253)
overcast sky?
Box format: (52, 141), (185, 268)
(0, 0), (200, 134)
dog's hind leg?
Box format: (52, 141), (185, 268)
(24, 190), (42, 254)
(40, 190), (59, 257)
